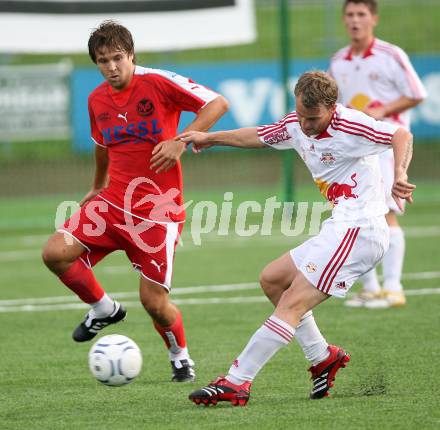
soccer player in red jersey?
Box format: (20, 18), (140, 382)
(42, 21), (228, 382)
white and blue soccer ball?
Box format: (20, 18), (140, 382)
(88, 334), (142, 386)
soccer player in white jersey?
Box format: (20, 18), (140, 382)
(329, 0), (427, 308)
(179, 71), (415, 406)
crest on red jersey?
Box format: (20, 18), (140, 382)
(137, 99), (155, 116)
(97, 112), (110, 122)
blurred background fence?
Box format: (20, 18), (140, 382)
(0, 0), (439, 233)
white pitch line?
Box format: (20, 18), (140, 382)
(0, 282), (259, 306)
(404, 288), (440, 296)
(101, 264), (440, 279)
(2, 271), (439, 306)
(404, 226), (440, 237)
(2, 225), (440, 262)
(401, 271), (440, 280)
(1, 283), (440, 313)
(2, 290), (440, 313)
(0, 296), (269, 313)
(0, 249), (40, 261)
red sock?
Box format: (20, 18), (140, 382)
(58, 259), (105, 304)
(153, 310), (187, 352)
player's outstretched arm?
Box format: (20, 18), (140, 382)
(80, 145), (109, 206)
(391, 127), (416, 211)
(184, 96), (229, 133)
(178, 128), (265, 151)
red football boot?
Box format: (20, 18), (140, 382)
(189, 376), (252, 407)
(309, 345), (350, 399)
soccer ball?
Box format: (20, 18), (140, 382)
(88, 334), (142, 386)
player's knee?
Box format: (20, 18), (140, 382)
(259, 270), (267, 289)
(42, 232), (79, 269)
(259, 269), (280, 297)
(259, 267), (274, 289)
(259, 272), (271, 297)
(41, 244), (64, 268)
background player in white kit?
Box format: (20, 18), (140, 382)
(329, 0), (427, 308)
(180, 71), (415, 406)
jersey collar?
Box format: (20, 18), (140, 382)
(344, 38), (375, 61)
(108, 73), (137, 107)
(315, 129), (333, 140)
(313, 110), (337, 140)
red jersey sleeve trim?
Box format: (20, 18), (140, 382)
(143, 71), (218, 113)
(92, 137), (107, 148)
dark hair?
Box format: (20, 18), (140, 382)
(88, 20), (136, 64)
(294, 71), (338, 109)
(343, 0), (378, 14)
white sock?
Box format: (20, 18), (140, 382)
(295, 311), (329, 365)
(226, 315), (295, 385)
(382, 226), (405, 293)
(91, 293), (115, 318)
(359, 267), (381, 294)
(169, 346), (191, 363)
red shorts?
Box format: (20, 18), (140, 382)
(58, 197), (183, 290)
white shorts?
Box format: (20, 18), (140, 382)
(290, 216), (389, 298)
(379, 150), (404, 214)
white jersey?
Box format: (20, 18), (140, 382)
(329, 38), (427, 129)
(257, 104), (399, 222)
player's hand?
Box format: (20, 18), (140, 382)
(391, 172), (416, 212)
(150, 139), (186, 174)
(178, 131), (213, 152)
(80, 188), (102, 207)
(363, 106), (386, 120)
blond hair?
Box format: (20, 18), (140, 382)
(294, 71), (338, 109)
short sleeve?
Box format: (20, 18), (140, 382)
(154, 71), (219, 113)
(88, 98), (105, 147)
(327, 61), (335, 78)
(390, 47), (427, 100)
(257, 112), (297, 150)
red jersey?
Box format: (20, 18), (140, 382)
(88, 66), (219, 222)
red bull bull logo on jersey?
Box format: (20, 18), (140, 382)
(316, 173), (359, 205)
(320, 152), (336, 166)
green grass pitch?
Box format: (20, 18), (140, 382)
(1, 0), (439, 427)
(1, 184), (439, 429)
